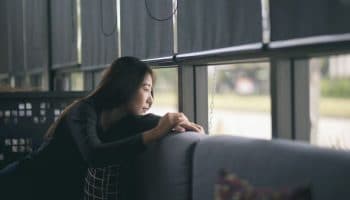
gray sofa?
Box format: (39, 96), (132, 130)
(134, 132), (350, 200)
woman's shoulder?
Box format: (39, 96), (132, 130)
(67, 98), (98, 120)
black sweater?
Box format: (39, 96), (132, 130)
(0, 98), (160, 200)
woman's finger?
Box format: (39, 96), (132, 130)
(172, 125), (186, 133)
(193, 123), (205, 134)
(179, 122), (201, 132)
(192, 123), (204, 133)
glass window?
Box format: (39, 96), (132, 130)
(0, 73), (48, 92)
(0, 73), (11, 91)
(70, 72), (84, 91)
(54, 73), (70, 91)
(310, 54), (350, 150)
(29, 73), (48, 91)
(208, 62), (271, 139)
(148, 67), (179, 116)
(54, 71), (84, 91)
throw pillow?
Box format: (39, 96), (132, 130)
(214, 169), (312, 200)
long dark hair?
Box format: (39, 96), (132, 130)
(45, 56), (155, 138)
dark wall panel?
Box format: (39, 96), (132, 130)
(270, 0), (350, 41)
(178, 0), (262, 54)
(120, 0), (173, 59)
(81, 0), (118, 68)
(51, 0), (77, 68)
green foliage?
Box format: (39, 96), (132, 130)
(321, 79), (350, 98)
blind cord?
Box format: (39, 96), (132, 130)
(144, 0), (178, 21)
(100, 0), (118, 37)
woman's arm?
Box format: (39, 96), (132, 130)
(67, 101), (203, 167)
(66, 102), (152, 167)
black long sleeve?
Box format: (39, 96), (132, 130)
(66, 101), (160, 167)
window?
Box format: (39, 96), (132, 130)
(0, 73), (48, 92)
(29, 73), (48, 91)
(148, 68), (179, 116)
(54, 73), (69, 91)
(70, 72), (84, 91)
(310, 54), (350, 150)
(54, 71), (84, 91)
(0, 73), (10, 91)
(208, 62), (271, 139)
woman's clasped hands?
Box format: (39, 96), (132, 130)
(156, 112), (205, 135)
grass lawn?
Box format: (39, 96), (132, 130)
(320, 97), (350, 118)
(155, 92), (350, 118)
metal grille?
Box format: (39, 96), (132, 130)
(0, 91), (86, 169)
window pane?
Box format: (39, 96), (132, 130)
(54, 72), (84, 91)
(0, 73), (48, 92)
(310, 55), (350, 150)
(70, 72), (84, 91)
(29, 73), (48, 91)
(149, 68), (179, 116)
(54, 73), (70, 91)
(0, 73), (10, 91)
(208, 62), (271, 139)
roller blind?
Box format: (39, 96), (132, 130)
(7, 0), (25, 75)
(81, 0), (118, 69)
(25, 0), (48, 72)
(120, 0), (173, 59)
(270, 0), (350, 42)
(178, 0), (262, 54)
(0, 1), (8, 74)
(50, 0), (77, 69)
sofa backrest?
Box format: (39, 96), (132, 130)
(192, 135), (350, 200)
(134, 132), (205, 200)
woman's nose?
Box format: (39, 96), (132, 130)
(147, 94), (153, 105)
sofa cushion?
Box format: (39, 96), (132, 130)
(132, 132), (205, 200)
(192, 136), (350, 200)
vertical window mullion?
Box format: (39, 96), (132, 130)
(270, 58), (294, 139)
(194, 65), (208, 133)
(293, 58), (311, 142)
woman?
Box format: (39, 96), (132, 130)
(0, 57), (203, 200)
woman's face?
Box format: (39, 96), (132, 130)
(127, 73), (154, 115)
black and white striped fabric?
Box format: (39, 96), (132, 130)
(84, 165), (121, 200)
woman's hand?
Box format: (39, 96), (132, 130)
(175, 121), (205, 134)
(170, 113), (205, 134)
(155, 112), (188, 135)
(143, 112), (186, 144)
(142, 112), (204, 144)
